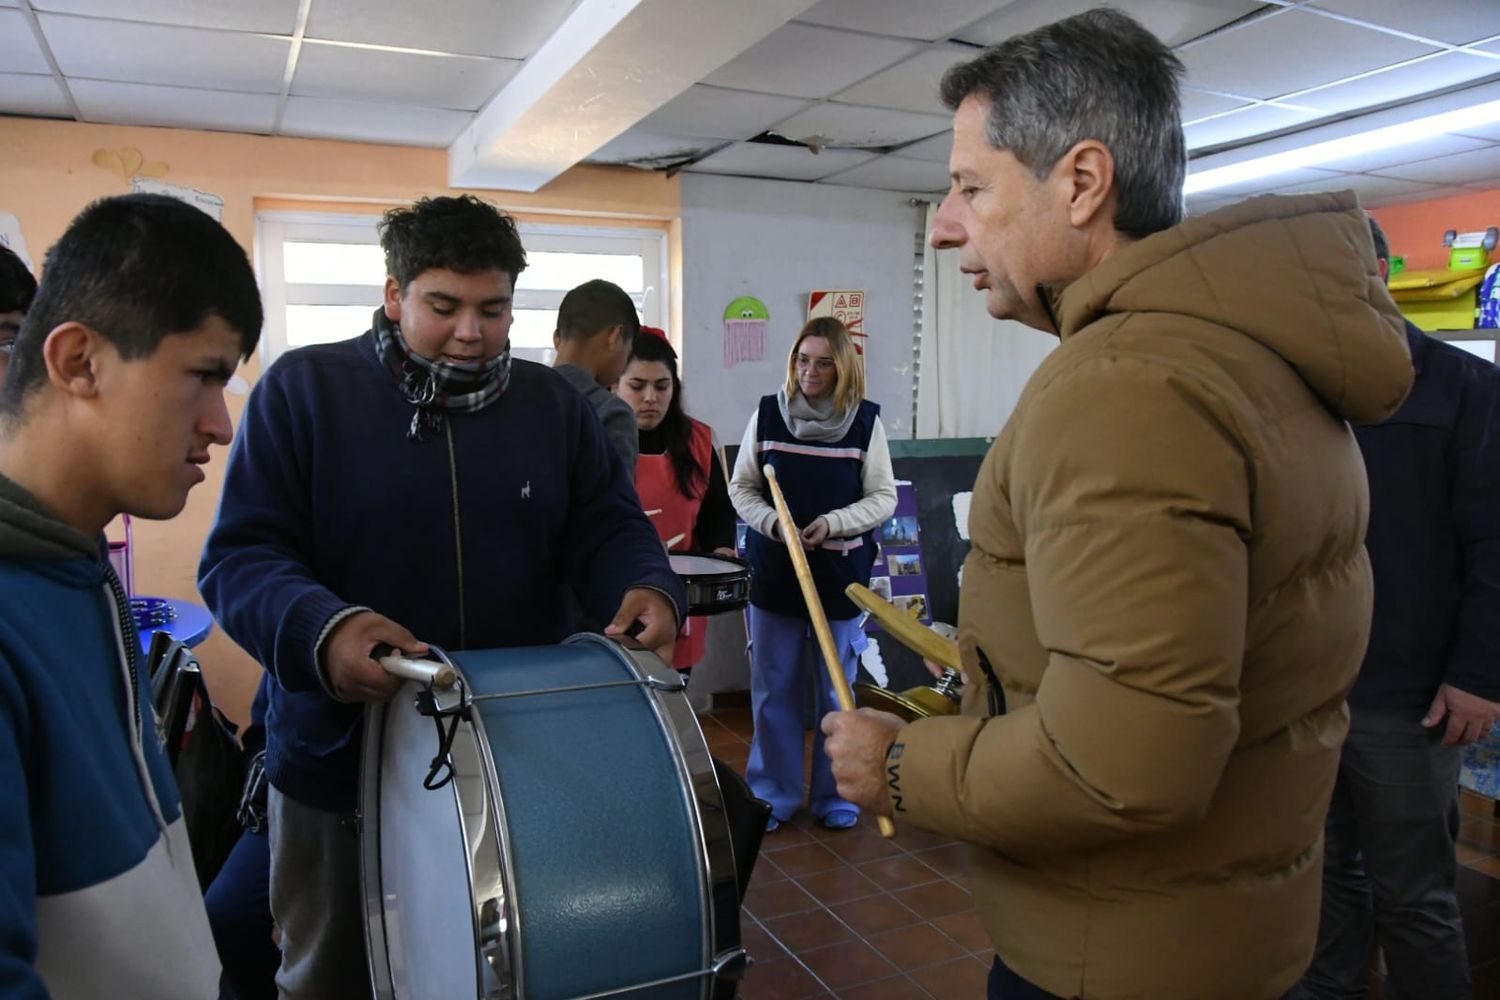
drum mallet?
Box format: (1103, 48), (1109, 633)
(376, 649), (457, 690)
(763, 465), (897, 840)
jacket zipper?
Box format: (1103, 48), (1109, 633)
(445, 421), (467, 647)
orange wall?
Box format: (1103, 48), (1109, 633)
(1369, 189), (1500, 271)
(0, 115), (681, 726)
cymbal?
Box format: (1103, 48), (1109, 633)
(845, 582), (960, 669)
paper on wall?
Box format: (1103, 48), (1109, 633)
(131, 177), (225, 223)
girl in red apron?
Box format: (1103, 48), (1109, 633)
(616, 328), (737, 670)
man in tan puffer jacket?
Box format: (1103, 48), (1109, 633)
(822, 9), (1415, 1000)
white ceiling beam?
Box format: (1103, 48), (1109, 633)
(448, 0), (820, 192)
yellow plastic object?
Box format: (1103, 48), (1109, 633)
(1399, 292), (1479, 332)
(1391, 274), (1486, 302)
(1389, 267), (1476, 292)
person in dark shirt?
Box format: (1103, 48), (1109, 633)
(1299, 216), (1500, 999)
(553, 278), (640, 476)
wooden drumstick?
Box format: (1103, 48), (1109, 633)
(378, 653), (457, 690)
(763, 465), (897, 839)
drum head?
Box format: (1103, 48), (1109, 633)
(669, 552), (752, 617)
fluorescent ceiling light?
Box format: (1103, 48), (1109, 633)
(1183, 97), (1500, 195)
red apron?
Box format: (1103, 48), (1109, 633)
(635, 419), (714, 669)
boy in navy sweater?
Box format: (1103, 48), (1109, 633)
(199, 195), (684, 999)
(0, 194), (262, 998)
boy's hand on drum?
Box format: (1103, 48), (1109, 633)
(605, 587), (678, 663)
(323, 611), (428, 703)
(800, 516), (830, 550)
(713, 547), (737, 559)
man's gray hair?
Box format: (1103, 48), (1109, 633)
(939, 7), (1186, 239)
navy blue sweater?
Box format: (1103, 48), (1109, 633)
(1353, 322), (1500, 707)
(200, 333), (685, 811)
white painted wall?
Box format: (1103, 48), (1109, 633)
(678, 173), (927, 445)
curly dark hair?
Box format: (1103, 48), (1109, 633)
(378, 195), (528, 291)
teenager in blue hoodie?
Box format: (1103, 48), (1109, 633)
(0, 193), (262, 998)
(199, 195), (685, 999)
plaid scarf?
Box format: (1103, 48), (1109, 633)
(370, 308), (510, 442)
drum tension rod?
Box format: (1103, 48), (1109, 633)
(467, 674), (686, 704)
(565, 946), (749, 1000)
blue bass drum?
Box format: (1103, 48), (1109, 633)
(360, 634), (746, 999)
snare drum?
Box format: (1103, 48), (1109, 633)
(668, 553), (751, 617)
(360, 634), (745, 999)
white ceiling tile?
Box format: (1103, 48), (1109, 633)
(1311, 0), (1500, 46)
(1330, 175), (1451, 207)
(1180, 86), (1253, 123)
(896, 130), (953, 163)
(1369, 143), (1500, 187)
(305, 0), (575, 61)
(772, 102), (951, 148)
(1454, 119), (1500, 144)
(0, 10), (51, 74)
(31, 0), (298, 33)
(1293, 52), (1500, 118)
(704, 23), (923, 100)
(797, 0), (1009, 42)
(1195, 166), (1345, 197)
(1369, 185), (1466, 206)
(70, 79), (276, 132)
(959, 0), (1263, 49)
(0, 73), (70, 117)
(1183, 102), (1324, 150)
(1184, 193), (1240, 216)
(280, 96), (472, 148)
(1179, 9), (1440, 100)
(585, 128), (722, 167)
(41, 14), (288, 92)
(635, 85), (810, 141)
(292, 42), (519, 112)
(1313, 133), (1496, 174)
(0, 1), (18, 6)
(833, 43), (975, 116)
(1477, 39), (1500, 57)
(688, 142), (878, 182)
(820, 154), (950, 193)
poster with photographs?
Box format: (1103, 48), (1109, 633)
(866, 481), (930, 632)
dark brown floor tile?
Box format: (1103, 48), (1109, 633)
(751, 854), (786, 885)
(798, 938), (900, 990)
(764, 907), (855, 952)
(836, 974), (934, 1000)
(866, 921), (969, 971)
(1461, 842), (1498, 866)
(909, 842), (972, 880)
(907, 954), (991, 998)
(797, 864), (883, 906)
(894, 880), (974, 919)
(745, 878), (819, 920)
(739, 956), (828, 1000)
(704, 725), (748, 752)
(824, 829), (906, 864)
(768, 841), (846, 877)
(741, 914), (787, 965)
(931, 909), (992, 953)
(890, 824), (957, 853)
(1463, 790), (1500, 819)
(763, 823), (817, 850)
(1473, 854), (1500, 878)
(716, 750), (749, 769)
(1462, 819), (1500, 853)
(830, 893), (925, 937)
(1472, 958), (1500, 1000)
(858, 854), (945, 892)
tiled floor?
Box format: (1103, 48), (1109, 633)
(700, 705), (1500, 1000)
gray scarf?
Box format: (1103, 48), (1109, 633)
(778, 388), (859, 443)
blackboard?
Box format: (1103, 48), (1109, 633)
(725, 437), (993, 696)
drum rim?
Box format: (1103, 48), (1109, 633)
(360, 649), (521, 1000)
(668, 551), (751, 577)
